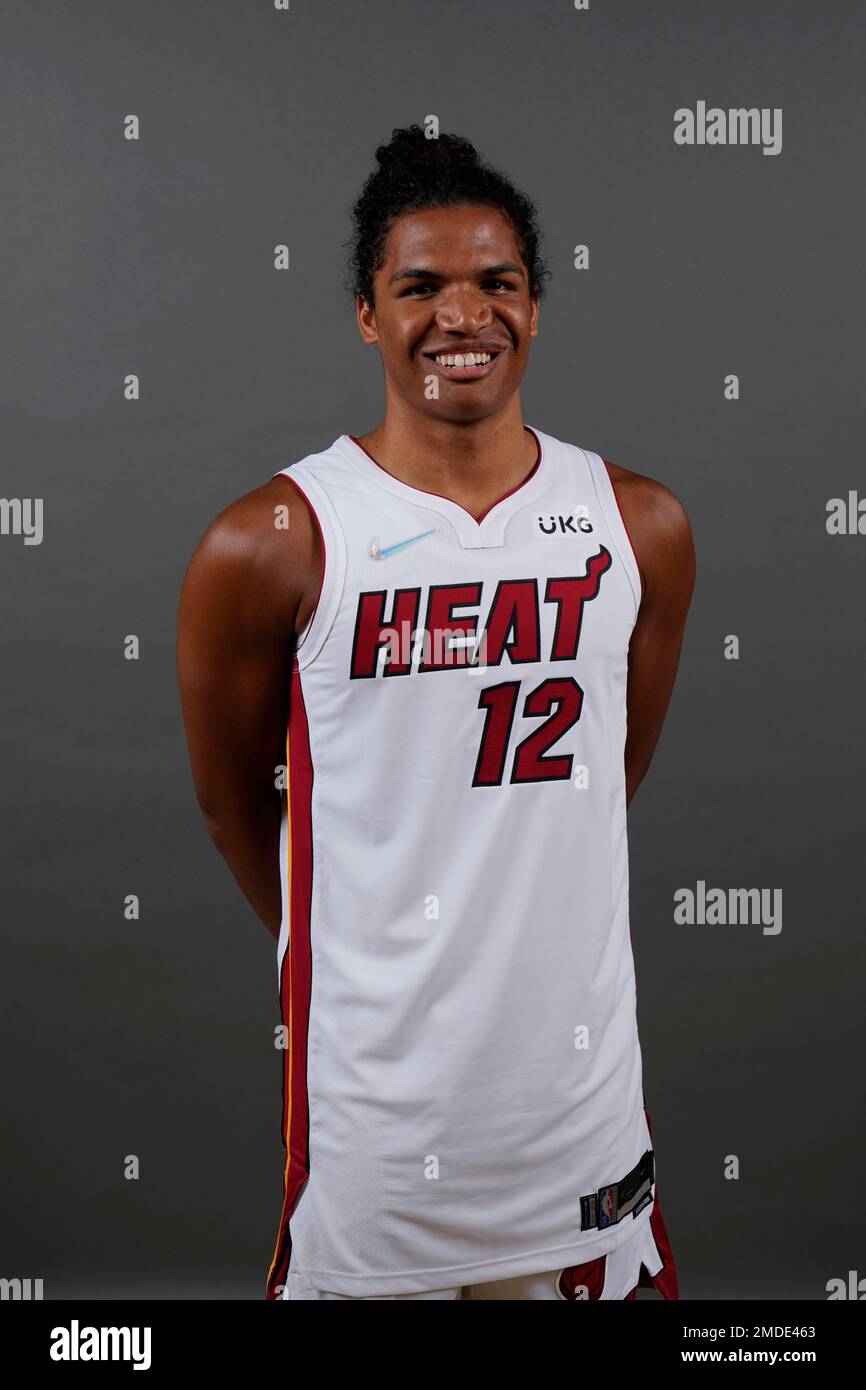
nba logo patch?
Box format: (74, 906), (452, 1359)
(598, 1184), (618, 1227)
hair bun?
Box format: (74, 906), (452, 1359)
(375, 125), (480, 171)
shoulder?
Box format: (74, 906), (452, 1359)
(603, 458), (691, 536)
(602, 458), (695, 607)
(179, 474), (321, 632)
(191, 474), (316, 561)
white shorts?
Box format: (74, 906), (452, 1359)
(282, 1199), (676, 1301)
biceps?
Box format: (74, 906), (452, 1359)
(177, 615), (289, 822)
(625, 599), (690, 767)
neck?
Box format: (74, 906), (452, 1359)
(355, 399), (537, 521)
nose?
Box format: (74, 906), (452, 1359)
(434, 285), (495, 335)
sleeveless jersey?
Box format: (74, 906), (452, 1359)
(265, 426), (658, 1299)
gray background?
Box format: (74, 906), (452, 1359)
(1, 0), (863, 1300)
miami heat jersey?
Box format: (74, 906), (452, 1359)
(265, 426), (658, 1299)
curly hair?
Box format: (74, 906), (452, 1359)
(346, 125), (551, 308)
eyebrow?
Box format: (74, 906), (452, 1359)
(388, 262), (526, 286)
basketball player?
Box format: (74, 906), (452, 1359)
(177, 127), (695, 1301)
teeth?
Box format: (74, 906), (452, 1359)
(434, 351), (493, 367)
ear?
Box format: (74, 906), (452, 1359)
(356, 295), (379, 346)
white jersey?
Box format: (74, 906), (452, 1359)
(265, 426), (657, 1300)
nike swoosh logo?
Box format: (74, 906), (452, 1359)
(369, 529), (437, 561)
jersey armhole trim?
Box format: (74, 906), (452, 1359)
(274, 471), (325, 656)
(580, 448), (643, 624)
(609, 477), (643, 606)
(272, 467), (345, 668)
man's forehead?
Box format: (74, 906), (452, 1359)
(385, 207), (518, 256)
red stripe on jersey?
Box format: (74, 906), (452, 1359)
(265, 657), (315, 1301)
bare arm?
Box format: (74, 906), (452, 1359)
(606, 463), (697, 808)
(176, 477), (321, 940)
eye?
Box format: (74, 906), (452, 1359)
(485, 279), (515, 292)
(401, 282), (437, 296)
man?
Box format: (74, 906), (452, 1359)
(177, 126), (694, 1301)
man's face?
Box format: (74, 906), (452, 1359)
(357, 203), (539, 424)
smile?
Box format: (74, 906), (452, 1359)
(423, 349), (503, 380)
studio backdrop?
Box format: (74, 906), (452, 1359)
(1, 0), (863, 1299)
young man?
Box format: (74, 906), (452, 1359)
(177, 126), (695, 1301)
